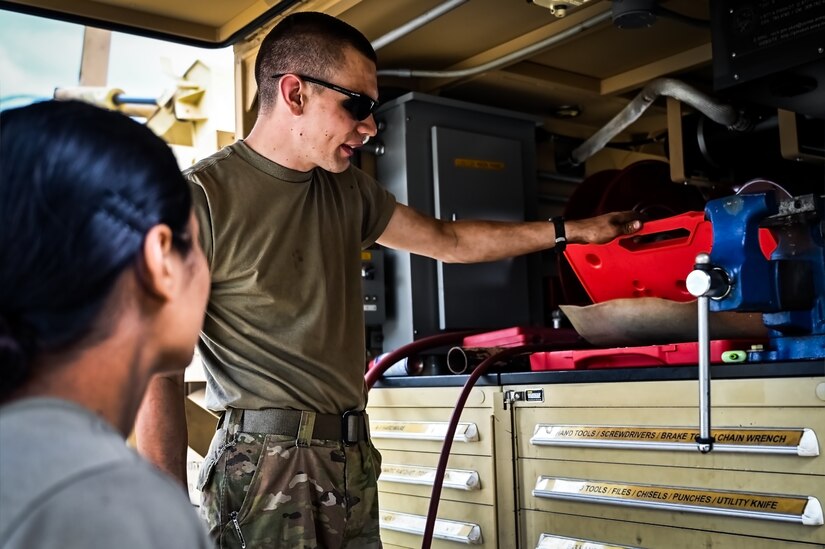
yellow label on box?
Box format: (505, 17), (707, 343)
(454, 158), (505, 170)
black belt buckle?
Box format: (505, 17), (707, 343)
(341, 410), (362, 446)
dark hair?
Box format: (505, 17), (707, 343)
(0, 100), (193, 397)
(254, 11), (377, 113)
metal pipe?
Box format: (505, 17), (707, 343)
(569, 78), (751, 166)
(446, 346), (503, 374)
(112, 95), (157, 105)
(696, 294), (712, 453)
(364, 330), (482, 389)
(687, 252), (731, 454)
(378, 9), (611, 78)
(371, 0), (468, 51)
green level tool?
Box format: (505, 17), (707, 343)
(721, 350), (747, 363)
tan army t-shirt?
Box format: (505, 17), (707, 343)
(185, 140), (396, 414)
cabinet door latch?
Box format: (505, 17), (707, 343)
(503, 388), (544, 408)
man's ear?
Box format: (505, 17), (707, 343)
(140, 224), (176, 301)
(280, 74), (304, 116)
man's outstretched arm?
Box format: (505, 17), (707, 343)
(377, 204), (642, 263)
(135, 372), (188, 486)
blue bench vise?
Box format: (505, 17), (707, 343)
(700, 192), (825, 362)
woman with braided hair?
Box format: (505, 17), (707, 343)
(0, 99), (212, 548)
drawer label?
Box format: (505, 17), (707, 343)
(533, 477), (823, 525)
(381, 463), (481, 490)
(371, 420), (479, 442)
(531, 425), (818, 456)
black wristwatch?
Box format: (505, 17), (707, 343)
(549, 216), (567, 254)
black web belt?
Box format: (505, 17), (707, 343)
(222, 407), (368, 445)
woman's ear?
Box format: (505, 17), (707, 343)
(140, 224), (176, 300)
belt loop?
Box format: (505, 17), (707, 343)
(296, 410), (316, 447)
(225, 407), (244, 436)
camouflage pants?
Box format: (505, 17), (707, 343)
(197, 409), (382, 549)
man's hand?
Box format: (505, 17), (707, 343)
(566, 210), (643, 246)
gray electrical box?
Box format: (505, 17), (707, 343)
(374, 92), (542, 351)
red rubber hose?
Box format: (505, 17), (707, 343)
(420, 342), (556, 549)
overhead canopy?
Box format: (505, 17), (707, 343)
(0, 0), (713, 133)
(0, 0), (302, 47)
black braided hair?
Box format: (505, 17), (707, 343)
(0, 100), (193, 397)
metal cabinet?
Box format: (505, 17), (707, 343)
(367, 385), (516, 547)
(507, 376), (825, 548)
(369, 370), (824, 548)
(374, 92), (542, 351)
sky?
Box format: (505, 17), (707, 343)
(0, 9), (234, 111)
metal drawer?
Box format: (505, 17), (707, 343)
(518, 458), (824, 545)
(379, 494), (497, 548)
(520, 509), (821, 549)
(377, 448), (496, 505)
(368, 404), (495, 456)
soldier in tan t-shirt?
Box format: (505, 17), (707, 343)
(135, 11), (642, 549)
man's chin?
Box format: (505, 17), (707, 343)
(326, 159), (351, 173)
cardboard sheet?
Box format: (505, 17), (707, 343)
(560, 297), (769, 347)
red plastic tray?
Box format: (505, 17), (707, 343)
(529, 339), (764, 371)
(462, 326), (579, 348)
(563, 212), (776, 303)
(563, 212), (711, 303)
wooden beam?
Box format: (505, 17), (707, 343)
(501, 62), (601, 94)
(79, 27), (111, 87)
(600, 42), (712, 96)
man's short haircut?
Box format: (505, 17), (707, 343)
(254, 11), (377, 113)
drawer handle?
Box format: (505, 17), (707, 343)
(380, 510), (483, 544)
(381, 463), (481, 490)
(533, 476), (823, 526)
(537, 532), (639, 549)
(371, 420), (479, 442)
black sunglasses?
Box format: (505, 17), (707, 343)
(272, 73), (378, 121)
